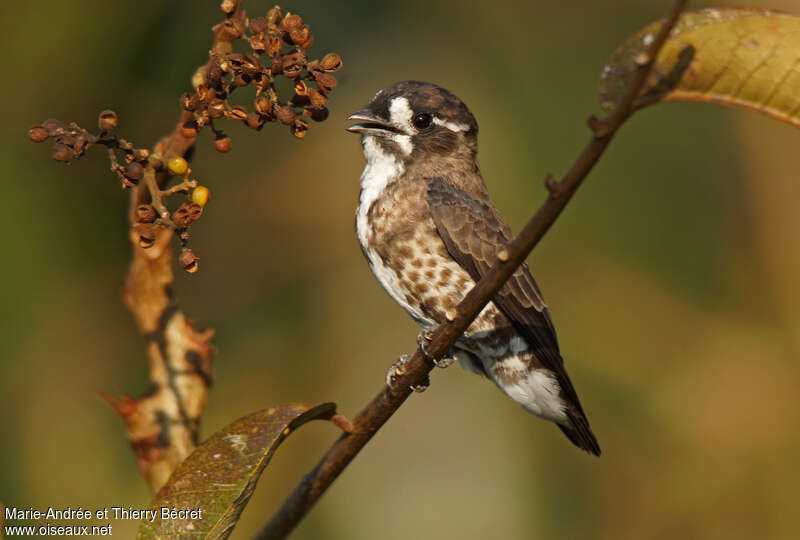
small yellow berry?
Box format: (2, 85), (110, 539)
(167, 156), (189, 176)
(192, 186), (210, 207)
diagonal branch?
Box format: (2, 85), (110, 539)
(253, 1), (689, 538)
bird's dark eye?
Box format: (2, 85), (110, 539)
(412, 112), (433, 130)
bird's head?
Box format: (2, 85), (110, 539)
(347, 81), (478, 162)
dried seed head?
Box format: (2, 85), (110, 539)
(57, 135), (76, 147)
(133, 148), (150, 161)
(318, 53), (343, 72)
(246, 112), (264, 130)
(42, 119), (61, 131)
(250, 17), (268, 34)
(207, 62), (224, 84)
(182, 93), (201, 111)
(266, 6), (282, 26)
(228, 105), (248, 120)
(296, 34), (312, 49)
(281, 13), (303, 31)
(249, 37), (266, 53)
(232, 17), (247, 39)
(192, 186), (210, 207)
(283, 64), (303, 78)
(294, 80), (309, 96)
(208, 99), (226, 119)
(201, 86), (217, 103)
(290, 93), (310, 108)
(306, 105), (329, 122)
(289, 26), (311, 48)
(282, 52), (304, 78)
(173, 202), (204, 227)
(167, 156), (189, 176)
(170, 209), (188, 227)
(180, 248), (199, 273)
(73, 135), (89, 156)
(314, 72), (337, 93)
(135, 204), (157, 223)
(187, 202), (203, 219)
(214, 135), (232, 153)
(124, 162), (144, 182)
(233, 73), (249, 87)
(98, 110), (119, 131)
(180, 120), (199, 138)
(136, 224), (157, 248)
(269, 56), (283, 74)
(266, 37), (283, 58)
(308, 88), (328, 109)
(292, 118), (309, 139)
(276, 105), (296, 125)
(254, 95), (272, 115)
(52, 143), (74, 162)
(220, 0), (236, 14)
(28, 126), (49, 143)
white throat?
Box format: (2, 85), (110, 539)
(355, 135), (431, 326)
(355, 135), (404, 247)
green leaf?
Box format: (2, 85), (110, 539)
(600, 8), (800, 127)
(136, 402), (336, 540)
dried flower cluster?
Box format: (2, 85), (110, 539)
(28, 112), (150, 185)
(26, 1), (342, 274)
(28, 111), (209, 272)
(190, 5), (343, 143)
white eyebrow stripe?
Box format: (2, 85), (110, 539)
(433, 117), (469, 132)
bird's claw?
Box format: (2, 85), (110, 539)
(386, 354), (430, 392)
(416, 329), (456, 369)
(410, 378), (430, 393)
(433, 356), (455, 369)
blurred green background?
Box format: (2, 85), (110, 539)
(3, 0), (800, 538)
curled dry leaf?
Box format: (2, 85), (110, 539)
(600, 8), (800, 128)
(136, 403), (337, 540)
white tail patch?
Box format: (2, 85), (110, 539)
(496, 367), (567, 423)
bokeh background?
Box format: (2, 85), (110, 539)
(3, 0), (800, 538)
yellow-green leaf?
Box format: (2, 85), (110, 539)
(600, 8), (800, 127)
(136, 402), (336, 540)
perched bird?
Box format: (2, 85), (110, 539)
(347, 81), (600, 455)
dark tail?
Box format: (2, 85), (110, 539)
(557, 411), (601, 456)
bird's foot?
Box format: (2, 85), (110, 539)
(416, 329), (456, 369)
(386, 354), (430, 392)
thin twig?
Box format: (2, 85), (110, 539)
(253, 1), (688, 538)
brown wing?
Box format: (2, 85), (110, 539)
(427, 180), (600, 455)
(426, 179), (586, 414)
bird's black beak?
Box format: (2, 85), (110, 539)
(346, 109), (399, 135)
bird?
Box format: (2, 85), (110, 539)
(346, 81), (600, 455)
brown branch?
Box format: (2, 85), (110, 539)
(254, 1), (688, 538)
